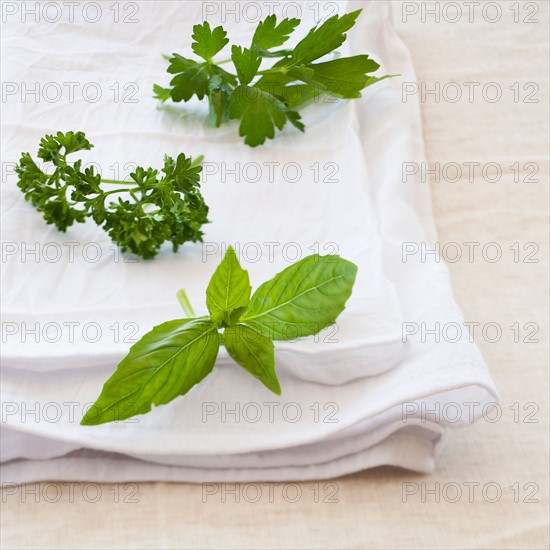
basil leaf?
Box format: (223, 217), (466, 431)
(206, 246), (251, 326)
(224, 324), (281, 395)
(81, 318), (219, 425)
(81, 251), (359, 425)
(241, 255), (357, 340)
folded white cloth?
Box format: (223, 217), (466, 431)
(0, 0), (497, 483)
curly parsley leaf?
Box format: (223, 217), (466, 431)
(37, 130), (93, 162)
(15, 131), (209, 259)
(155, 10), (392, 146)
(82, 250), (357, 424)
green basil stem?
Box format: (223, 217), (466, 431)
(176, 288), (196, 317)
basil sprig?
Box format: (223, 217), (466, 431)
(82, 247), (357, 425)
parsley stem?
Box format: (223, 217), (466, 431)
(100, 179), (135, 185)
(176, 289), (196, 317)
(256, 67), (288, 76)
(102, 188), (140, 196)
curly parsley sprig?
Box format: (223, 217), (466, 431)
(15, 131), (209, 259)
(154, 9), (393, 147)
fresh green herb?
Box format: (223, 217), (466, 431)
(81, 248), (358, 425)
(15, 131), (209, 259)
(154, 10), (392, 146)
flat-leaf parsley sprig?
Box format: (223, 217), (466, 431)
(81, 247), (358, 425)
(15, 131), (209, 259)
(154, 9), (392, 146)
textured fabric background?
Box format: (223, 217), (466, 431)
(1, 1), (548, 548)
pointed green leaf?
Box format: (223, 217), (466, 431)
(81, 318), (219, 425)
(241, 255), (358, 340)
(206, 246), (251, 325)
(225, 324), (281, 395)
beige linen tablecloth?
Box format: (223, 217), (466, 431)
(1, 1), (548, 548)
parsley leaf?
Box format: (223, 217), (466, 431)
(228, 85), (294, 147)
(290, 10), (362, 65)
(167, 55), (211, 101)
(207, 73), (233, 127)
(191, 22), (229, 61)
(155, 10), (392, 146)
(37, 130), (93, 162)
(152, 83), (172, 102)
(251, 14), (300, 52)
(300, 55), (387, 99)
(82, 249), (357, 424)
(15, 132), (209, 260)
(231, 46), (262, 86)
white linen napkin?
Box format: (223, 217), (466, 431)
(0, 0), (497, 483)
